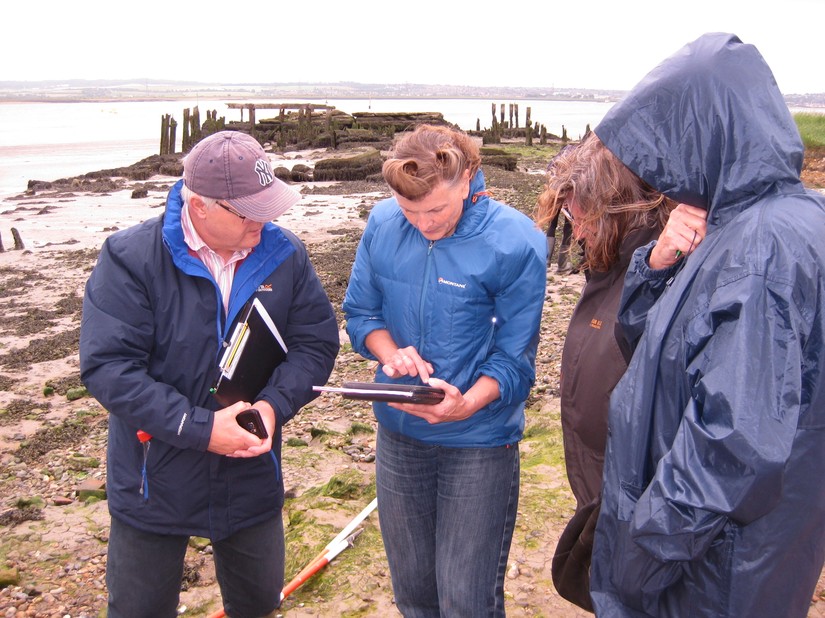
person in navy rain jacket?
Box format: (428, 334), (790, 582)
(80, 131), (339, 618)
(588, 33), (825, 617)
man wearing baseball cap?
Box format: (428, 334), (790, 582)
(80, 131), (339, 617)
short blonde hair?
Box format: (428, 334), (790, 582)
(382, 124), (481, 201)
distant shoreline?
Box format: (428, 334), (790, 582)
(0, 94), (624, 105)
(4, 94), (825, 110)
(2, 79), (824, 107)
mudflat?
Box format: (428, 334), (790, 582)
(1, 147), (824, 617)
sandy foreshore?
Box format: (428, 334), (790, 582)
(0, 149), (381, 254)
(2, 149), (825, 618)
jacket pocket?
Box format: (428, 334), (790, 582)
(613, 482), (684, 614)
(611, 518), (685, 615)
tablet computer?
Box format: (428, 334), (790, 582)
(313, 382), (445, 404)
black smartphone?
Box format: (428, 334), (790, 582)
(236, 409), (268, 439)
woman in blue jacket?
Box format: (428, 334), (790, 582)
(343, 124), (547, 616)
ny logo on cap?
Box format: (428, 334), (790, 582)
(254, 159), (274, 187)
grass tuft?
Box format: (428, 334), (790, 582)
(795, 112), (825, 149)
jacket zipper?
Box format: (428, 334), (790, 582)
(396, 240), (435, 435)
(418, 241), (435, 351)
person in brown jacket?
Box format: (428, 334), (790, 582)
(534, 133), (707, 610)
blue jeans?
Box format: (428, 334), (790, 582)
(106, 514), (284, 618)
(376, 425), (520, 618)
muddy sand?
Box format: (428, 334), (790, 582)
(1, 148), (824, 617)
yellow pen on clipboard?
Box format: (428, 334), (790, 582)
(224, 322), (249, 370)
(210, 319), (250, 394)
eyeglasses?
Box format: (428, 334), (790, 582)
(560, 205), (575, 223)
(215, 200), (247, 221)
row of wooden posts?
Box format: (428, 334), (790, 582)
(159, 103), (341, 155)
(159, 107), (226, 155)
(158, 101), (570, 155)
(483, 102), (569, 145)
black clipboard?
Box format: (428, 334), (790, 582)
(313, 382), (445, 405)
(211, 298), (287, 407)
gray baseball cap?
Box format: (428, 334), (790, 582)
(183, 131), (301, 222)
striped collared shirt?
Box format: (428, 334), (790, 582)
(181, 203), (252, 314)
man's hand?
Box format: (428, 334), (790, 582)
(207, 400), (275, 457)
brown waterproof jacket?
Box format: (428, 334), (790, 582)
(559, 226), (661, 508)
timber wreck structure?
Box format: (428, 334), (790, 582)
(156, 102), (573, 181)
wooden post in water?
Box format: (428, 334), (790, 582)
(192, 106), (202, 144)
(499, 103), (505, 127)
(508, 104), (513, 129)
(160, 114), (170, 155)
(515, 104), (519, 129)
(525, 107), (533, 146)
(540, 124), (547, 145)
(326, 108), (338, 149)
(168, 118), (178, 154)
(279, 107), (286, 149)
(248, 104), (256, 138)
(491, 103), (496, 128)
(182, 108), (191, 152)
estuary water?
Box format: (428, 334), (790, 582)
(3, 97), (822, 199)
(0, 97), (615, 197)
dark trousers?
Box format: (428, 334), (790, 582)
(106, 514), (285, 618)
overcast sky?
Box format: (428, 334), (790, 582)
(4, 0), (823, 94)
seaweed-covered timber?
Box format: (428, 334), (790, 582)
(163, 101), (569, 158)
(224, 103), (455, 152)
(137, 101), (574, 184)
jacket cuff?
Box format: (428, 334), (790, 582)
(634, 241), (683, 280)
(190, 405), (215, 451)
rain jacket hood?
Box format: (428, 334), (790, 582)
(589, 33), (825, 617)
(595, 32), (804, 227)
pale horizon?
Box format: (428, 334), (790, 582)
(3, 0), (824, 95)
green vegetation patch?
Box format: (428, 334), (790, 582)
(796, 112), (825, 149)
(347, 422), (374, 436)
(516, 411), (577, 550)
(280, 474), (381, 613)
(312, 469), (371, 501)
(521, 417), (566, 470)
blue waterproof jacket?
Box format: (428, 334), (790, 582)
(80, 180), (338, 540)
(342, 170), (547, 447)
(590, 34), (825, 617)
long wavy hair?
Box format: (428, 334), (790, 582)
(535, 133), (675, 272)
(382, 124), (481, 201)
